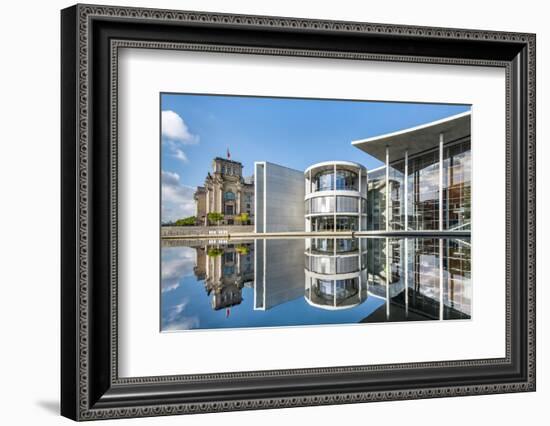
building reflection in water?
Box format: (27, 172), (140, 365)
(304, 238), (368, 310)
(162, 236), (471, 331)
(253, 239), (305, 310)
(365, 237), (471, 322)
(192, 241), (254, 311)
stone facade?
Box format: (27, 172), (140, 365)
(194, 157), (254, 226)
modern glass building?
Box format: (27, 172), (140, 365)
(353, 111), (472, 319)
(251, 111), (471, 317)
(353, 111), (471, 232)
(304, 161), (368, 232)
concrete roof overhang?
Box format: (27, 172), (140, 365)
(351, 111), (471, 163)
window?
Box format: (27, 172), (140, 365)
(223, 266), (235, 275)
(313, 170), (334, 191)
(335, 169), (358, 190)
(311, 216), (334, 231)
(409, 150), (439, 230)
(336, 196), (358, 212)
(367, 167), (386, 231)
(336, 216), (358, 231)
(310, 196), (335, 214)
(444, 139), (471, 230)
(224, 191), (235, 201)
(224, 251), (235, 263)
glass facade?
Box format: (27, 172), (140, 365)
(389, 161), (405, 230)
(313, 170), (334, 192)
(367, 167), (386, 231)
(365, 237), (471, 320)
(305, 162), (367, 232)
(444, 139), (471, 230)
(311, 278), (360, 304)
(310, 196), (335, 214)
(335, 169), (358, 190)
(443, 239), (471, 314)
(304, 237), (368, 309)
(366, 138), (471, 231)
(408, 150), (440, 230)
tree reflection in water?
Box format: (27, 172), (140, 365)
(161, 237), (471, 331)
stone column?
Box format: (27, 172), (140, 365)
(218, 184), (223, 215)
(237, 190), (241, 215)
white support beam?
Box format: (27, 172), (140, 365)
(404, 149), (409, 316)
(404, 150), (408, 231)
(385, 146), (390, 232)
(439, 237), (444, 320)
(307, 169), (312, 232)
(386, 237), (390, 318)
(438, 134), (444, 320)
(439, 133), (444, 231)
(263, 165), (267, 234)
(405, 238), (409, 316)
(358, 167), (362, 231)
(263, 239), (267, 309)
(333, 163), (337, 232)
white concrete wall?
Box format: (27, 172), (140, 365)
(255, 161), (305, 232)
(254, 163), (265, 233)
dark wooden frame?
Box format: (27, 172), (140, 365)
(61, 3), (536, 421)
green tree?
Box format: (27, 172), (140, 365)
(235, 245), (249, 255)
(207, 247), (224, 257)
(207, 212), (224, 226)
(174, 216), (196, 226)
(235, 212), (249, 225)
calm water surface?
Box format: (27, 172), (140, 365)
(161, 237), (471, 331)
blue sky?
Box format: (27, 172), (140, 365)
(160, 93), (470, 222)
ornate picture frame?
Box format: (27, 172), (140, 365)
(61, 4), (535, 420)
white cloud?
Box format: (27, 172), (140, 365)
(163, 316), (200, 331)
(161, 110), (199, 144)
(161, 247), (196, 292)
(162, 170), (180, 186)
(172, 147), (188, 163)
(161, 170), (196, 223)
(161, 111), (197, 164)
(162, 297), (200, 331)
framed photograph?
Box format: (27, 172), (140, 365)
(61, 4), (536, 421)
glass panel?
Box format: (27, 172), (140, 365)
(310, 196), (335, 213)
(367, 167), (386, 230)
(336, 196), (358, 212)
(389, 161), (405, 230)
(313, 170), (334, 191)
(408, 149), (440, 230)
(309, 256), (335, 274)
(335, 169), (358, 190)
(311, 216), (335, 231)
(444, 139), (471, 230)
(443, 238), (471, 317)
(336, 256), (359, 273)
(335, 216), (358, 231)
